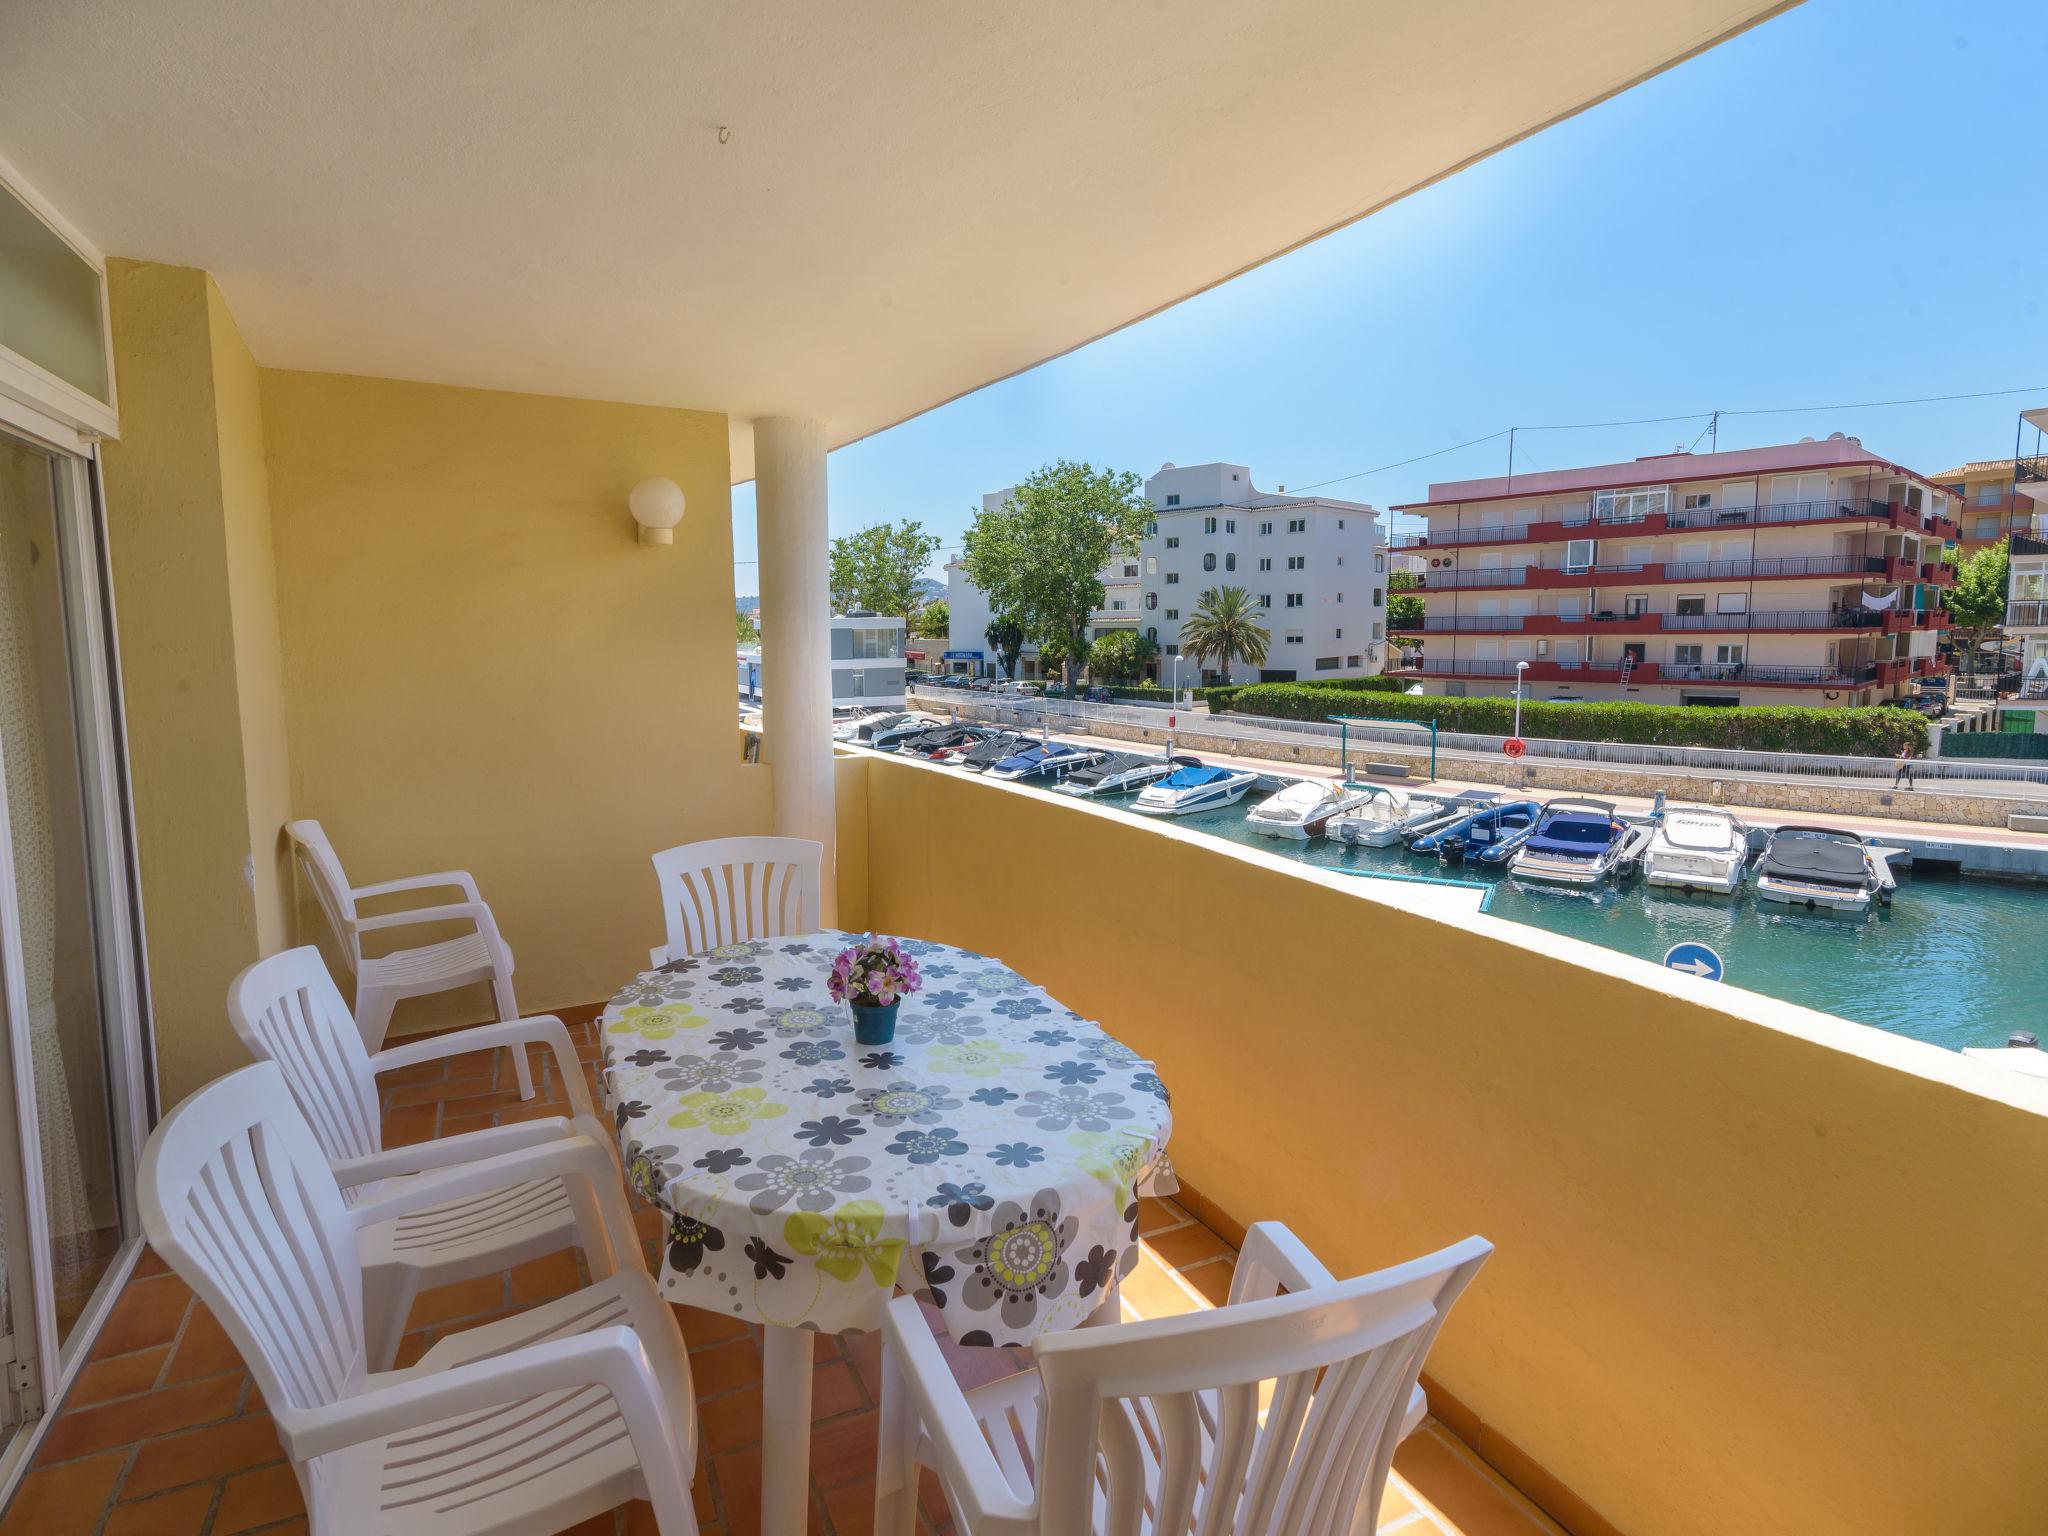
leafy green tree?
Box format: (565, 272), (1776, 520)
(1179, 585), (1270, 683)
(735, 606), (760, 645)
(1037, 630), (1091, 680)
(1387, 569), (1424, 636)
(1946, 537), (2009, 678)
(828, 519), (943, 620)
(984, 614), (1026, 681)
(1085, 628), (1158, 684)
(917, 597), (949, 639)
(962, 461), (1152, 691)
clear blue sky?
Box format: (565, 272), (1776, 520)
(732, 0), (2048, 597)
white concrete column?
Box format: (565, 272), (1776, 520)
(753, 416), (836, 922)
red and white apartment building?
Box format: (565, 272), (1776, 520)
(1388, 436), (1958, 707)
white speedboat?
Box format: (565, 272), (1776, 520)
(1132, 764), (1261, 816)
(1244, 779), (1375, 840)
(832, 708), (905, 743)
(1325, 784), (1450, 847)
(1508, 799), (1649, 885)
(1962, 1033), (2048, 1080)
(1058, 751), (1195, 797)
(1641, 807), (1749, 895)
(985, 740), (1102, 783)
(1752, 825), (1894, 913)
(865, 712), (946, 750)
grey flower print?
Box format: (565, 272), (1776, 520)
(720, 995), (767, 1015)
(969, 1086), (1018, 1107)
(990, 997), (1049, 1020)
(896, 1013), (987, 1047)
(794, 1115), (866, 1147)
(1074, 1244), (1117, 1297)
(709, 965), (763, 987)
(804, 1076), (854, 1099)
(614, 1100), (649, 1128)
(656, 1053), (763, 1095)
(616, 976), (687, 1009)
(918, 1249), (955, 1308)
(860, 1051), (905, 1070)
(956, 1189), (1077, 1331)
(853, 1079), (962, 1127)
(1028, 1029), (1074, 1048)
(1081, 1037), (1141, 1066)
(709, 1027), (767, 1053)
(1042, 1059), (1104, 1086)
(922, 989), (971, 1012)
(745, 1236), (790, 1280)
(734, 1148), (872, 1214)
(770, 1004), (835, 1036)
(928, 1181), (994, 1226)
(1131, 1072), (1169, 1103)
(900, 940), (945, 956)
(623, 1047), (671, 1067)
(693, 1147), (751, 1174)
(887, 1127), (968, 1166)
(779, 1038), (846, 1067)
(774, 976), (810, 993)
(1016, 1087), (1132, 1133)
(656, 956), (700, 975)
(988, 1142), (1044, 1169)
(778, 940), (815, 956)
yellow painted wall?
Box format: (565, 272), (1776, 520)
(260, 371), (768, 1029)
(97, 261), (291, 1103)
(855, 753), (2048, 1536)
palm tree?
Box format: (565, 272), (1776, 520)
(1179, 585), (1269, 685)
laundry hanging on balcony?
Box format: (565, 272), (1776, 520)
(1859, 590), (1901, 611)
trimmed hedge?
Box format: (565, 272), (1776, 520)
(1204, 675), (1404, 714)
(1209, 682), (1929, 755)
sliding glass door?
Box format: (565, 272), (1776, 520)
(0, 424), (149, 1462)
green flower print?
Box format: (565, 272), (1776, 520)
(925, 1041), (1028, 1079)
(667, 1086), (788, 1136)
(1070, 1130), (1148, 1214)
(783, 1200), (906, 1286)
(705, 940), (768, 961)
(608, 1003), (707, 1041)
(769, 1003), (835, 1036)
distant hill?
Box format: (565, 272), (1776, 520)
(736, 594), (760, 612)
(911, 576), (944, 603)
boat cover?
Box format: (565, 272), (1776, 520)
(1522, 810), (1620, 860)
(959, 734), (1024, 767)
(1161, 765), (1239, 789)
(1760, 830), (1868, 887)
(1661, 813), (1738, 852)
(1068, 752), (1148, 785)
(1258, 782), (1331, 815)
(993, 744), (1053, 772)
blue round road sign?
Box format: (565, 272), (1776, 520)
(1662, 941), (1724, 982)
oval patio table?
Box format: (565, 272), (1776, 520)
(598, 929), (1174, 1536)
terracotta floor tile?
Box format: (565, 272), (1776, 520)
(121, 1411), (283, 1499)
(381, 1102), (439, 1146)
(676, 1303), (752, 1350)
(1135, 1195), (1192, 1234)
(133, 1246), (171, 1279)
(508, 1249), (586, 1306)
(699, 1385), (763, 1456)
(36, 1372), (244, 1463)
(690, 1338), (763, 1398)
(163, 1301), (243, 1382)
(87, 1273), (191, 1360)
(404, 1273), (507, 1329)
(0, 1451), (125, 1536)
(214, 1462), (304, 1532)
(808, 1406), (879, 1490)
(1181, 1257), (1236, 1306)
(1144, 1221), (1232, 1269)
(823, 1477), (877, 1536)
(102, 1483), (215, 1536)
(66, 1345), (168, 1407)
(391, 1329), (436, 1369)
(1394, 1425), (1563, 1536)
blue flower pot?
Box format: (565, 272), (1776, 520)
(852, 1000), (900, 1045)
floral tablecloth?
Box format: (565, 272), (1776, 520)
(599, 930), (1174, 1346)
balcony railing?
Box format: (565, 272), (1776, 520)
(1416, 553), (1951, 590)
(2018, 455), (2048, 484)
(1392, 655), (1883, 687)
(1398, 607), (1948, 635)
(2008, 599), (2048, 627)
(1393, 497), (1954, 549)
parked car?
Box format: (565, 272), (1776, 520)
(1082, 686), (1113, 703)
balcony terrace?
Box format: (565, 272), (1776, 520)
(1415, 554), (1956, 592)
(2009, 599), (2048, 629)
(1391, 498), (1959, 550)
(1387, 656), (1887, 687)
(1393, 608), (1953, 637)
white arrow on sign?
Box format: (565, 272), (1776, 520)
(1668, 958), (1717, 977)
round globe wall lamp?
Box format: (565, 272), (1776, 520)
(629, 477), (686, 545)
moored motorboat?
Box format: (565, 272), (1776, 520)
(1752, 825), (1894, 913)
(1132, 764), (1262, 816)
(1962, 1032), (2048, 1079)
(833, 709), (909, 743)
(865, 712), (947, 750)
(986, 740), (1103, 783)
(954, 732), (1029, 772)
(1058, 751), (1196, 797)
(1406, 799), (1542, 864)
(1641, 806), (1749, 895)
(1244, 779), (1378, 840)
(1325, 784), (1453, 847)
(897, 724), (991, 760)
(1508, 798), (1648, 885)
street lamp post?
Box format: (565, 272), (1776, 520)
(1513, 660), (1529, 738)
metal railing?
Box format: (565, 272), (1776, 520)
(2008, 599), (2048, 627)
(1407, 609), (1922, 634)
(905, 685), (2048, 789)
(1393, 498), (1946, 549)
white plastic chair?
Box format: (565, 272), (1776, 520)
(875, 1224), (1491, 1536)
(648, 836), (822, 966)
(140, 1062), (700, 1536)
(289, 819), (521, 1065)
(230, 945), (607, 1370)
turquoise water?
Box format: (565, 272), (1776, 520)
(1088, 794), (2048, 1051)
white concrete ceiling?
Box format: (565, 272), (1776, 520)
(0, 1), (1791, 481)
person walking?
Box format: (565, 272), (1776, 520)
(1892, 743), (1916, 790)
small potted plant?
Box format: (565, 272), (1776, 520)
(826, 936), (922, 1045)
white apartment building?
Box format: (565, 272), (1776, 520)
(2009, 532), (2048, 706)
(740, 612), (906, 707)
(1389, 436), (1958, 708)
(949, 465), (1387, 683)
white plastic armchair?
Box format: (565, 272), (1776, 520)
(875, 1223), (1491, 1536)
(648, 835), (822, 966)
(230, 946), (610, 1369)
(140, 1062), (700, 1536)
(288, 819), (522, 1067)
